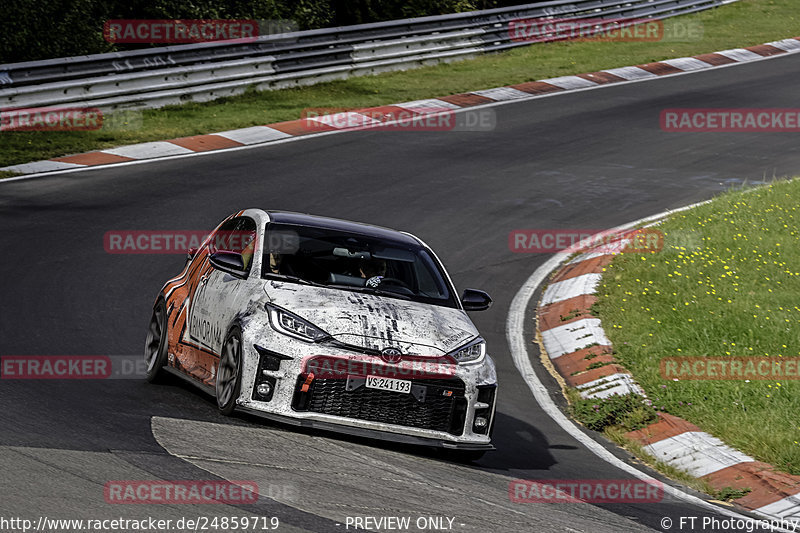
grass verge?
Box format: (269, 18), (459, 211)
(2, 0), (800, 167)
(0, 170), (22, 179)
(595, 178), (800, 476)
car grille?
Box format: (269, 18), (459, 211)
(293, 377), (468, 435)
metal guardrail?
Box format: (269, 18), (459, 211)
(0, 0), (737, 111)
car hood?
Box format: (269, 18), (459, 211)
(263, 281), (478, 356)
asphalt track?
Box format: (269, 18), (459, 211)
(2, 52), (800, 533)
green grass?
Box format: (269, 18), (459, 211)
(596, 178), (800, 476)
(2, 0), (800, 167)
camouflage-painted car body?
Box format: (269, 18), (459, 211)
(151, 209), (497, 450)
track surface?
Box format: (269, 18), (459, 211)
(2, 53), (800, 532)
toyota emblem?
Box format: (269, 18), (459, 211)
(380, 347), (403, 364)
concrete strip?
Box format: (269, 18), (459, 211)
(540, 273), (602, 306)
(104, 141), (194, 159)
(471, 87), (531, 101)
(716, 48), (763, 62)
(576, 373), (646, 399)
(661, 57), (713, 71)
(756, 494), (800, 520)
(644, 431), (754, 478)
(601, 66), (657, 81)
(540, 76), (597, 90)
(1, 160), (84, 174)
(215, 126), (292, 145)
(394, 99), (460, 113)
(540, 318), (610, 359)
(766, 39), (800, 52)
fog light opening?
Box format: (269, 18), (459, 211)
(257, 382), (273, 398)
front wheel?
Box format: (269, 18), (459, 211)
(216, 327), (243, 416)
(144, 299), (169, 383)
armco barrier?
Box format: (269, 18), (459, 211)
(0, 0), (736, 111)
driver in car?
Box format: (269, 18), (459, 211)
(359, 258), (387, 287)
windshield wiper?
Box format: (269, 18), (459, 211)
(264, 273), (324, 287)
(354, 286), (413, 301)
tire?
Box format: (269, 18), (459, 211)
(216, 326), (243, 416)
(144, 299), (169, 383)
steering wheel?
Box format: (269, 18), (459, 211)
(377, 277), (411, 290)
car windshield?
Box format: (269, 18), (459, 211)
(262, 223), (456, 307)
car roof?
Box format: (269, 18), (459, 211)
(264, 211), (422, 247)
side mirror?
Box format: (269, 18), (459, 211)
(461, 288), (492, 311)
(209, 251), (247, 278)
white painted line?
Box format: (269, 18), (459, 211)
(601, 66), (657, 81)
(306, 112), (381, 129)
(644, 431), (754, 478)
(662, 57), (713, 71)
(576, 373), (646, 399)
(394, 98), (460, 113)
(756, 494), (800, 521)
(104, 141), (194, 159)
(1, 160), (84, 174)
(540, 318), (610, 358)
(506, 204), (784, 528)
(541, 75), (597, 90)
(471, 87), (531, 101)
(540, 273), (602, 306)
(215, 126), (291, 145)
(717, 48), (763, 62)
(767, 39), (800, 52)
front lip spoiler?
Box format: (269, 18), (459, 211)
(238, 406), (494, 451)
(159, 366), (493, 451)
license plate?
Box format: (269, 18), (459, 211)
(365, 375), (411, 394)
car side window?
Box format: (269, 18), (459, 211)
(210, 216), (257, 272)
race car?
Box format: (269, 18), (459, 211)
(145, 210), (497, 457)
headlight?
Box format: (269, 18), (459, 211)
(449, 337), (486, 365)
(267, 304), (330, 342)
